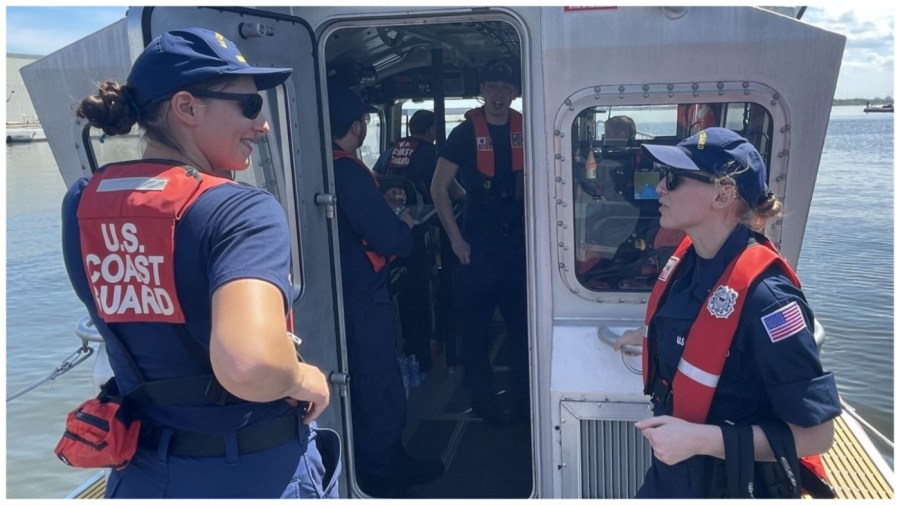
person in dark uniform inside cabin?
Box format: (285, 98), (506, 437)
(613, 128), (840, 498)
(374, 109), (437, 203)
(374, 109), (440, 372)
(431, 59), (529, 428)
(328, 86), (444, 497)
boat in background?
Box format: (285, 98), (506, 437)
(864, 102), (894, 113)
(6, 128), (38, 143)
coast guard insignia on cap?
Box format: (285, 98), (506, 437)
(761, 301), (806, 343)
(707, 285), (738, 319)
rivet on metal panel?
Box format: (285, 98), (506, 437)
(593, 86), (602, 94)
(557, 199), (563, 205)
(776, 174), (786, 182)
(618, 94), (626, 100)
(619, 298), (625, 303)
(560, 155), (566, 161)
(558, 262), (565, 269)
(559, 131), (565, 138)
(560, 178), (567, 185)
(781, 124), (791, 133)
(555, 154), (562, 160)
(555, 176), (562, 183)
(666, 83), (675, 91)
(742, 81), (750, 89)
(691, 82), (699, 91)
(561, 201), (567, 207)
(777, 150), (788, 158)
(563, 245), (569, 251)
(693, 91), (701, 97)
(668, 92), (675, 98)
(558, 242), (565, 248)
(717, 81), (725, 90)
(557, 220), (564, 227)
(564, 98), (572, 106)
(642, 84), (650, 92)
(618, 85), (626, 93)
(644, 93), (650, 99)
(554, 129), (561, 136)
(773, 93), (781, 100)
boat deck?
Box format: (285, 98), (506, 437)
(822, 415), (894, 499)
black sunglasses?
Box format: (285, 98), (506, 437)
(189, 90), (264, 119)
(657, 164), (716, 191)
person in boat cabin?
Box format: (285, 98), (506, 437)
(328, 86), (444, 497)
(374, 108), (438, 204)
(374, 109), (440, 373)
(61, 28), (340, 498)
(603, 115), (637, 144)
(614, 128), (840, 498)
(431, 59), (529, 428)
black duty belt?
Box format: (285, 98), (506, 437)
(141, 413), (301, 457)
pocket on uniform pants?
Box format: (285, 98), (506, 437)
(280, 424), (342, 498)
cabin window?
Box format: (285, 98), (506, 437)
(360, 111), (383, 168)
(570, 102), (772, 291)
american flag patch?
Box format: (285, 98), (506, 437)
(761, 301), (807, 343)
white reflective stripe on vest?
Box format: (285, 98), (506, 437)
(677, 358), (720, 388)
(96, 177), (168, 192)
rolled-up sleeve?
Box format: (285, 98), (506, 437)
(766, 372), (841, 427)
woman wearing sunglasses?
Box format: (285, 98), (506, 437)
(614, 127), (839, 498)
(62, 28), (339, 498)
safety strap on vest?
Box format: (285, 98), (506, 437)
(465, 107), (524, 178)
(642, 234), (800, 423)
(333, 149), (393, 272)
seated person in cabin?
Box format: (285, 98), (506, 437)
(329, 86), (444, 497)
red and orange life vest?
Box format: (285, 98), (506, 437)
(465, 107), (524, 178)
(76, 162), (231, 324)
(333, 149), (394, 273)
(642, 235), (800, 424)
(385, 137), (423, 170)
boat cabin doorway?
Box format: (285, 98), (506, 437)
(322, 14), (534, 499)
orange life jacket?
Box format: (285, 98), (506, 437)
(465, 107), (524, 178)
(642, 235), (801, 423)
(642, 234), (828, 484)
(333, 149), (393, 272)
(385, 137), (423, 170)
(76, 162), (231, 324)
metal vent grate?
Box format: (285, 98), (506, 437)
(579, 418), (653, 498)
(559, 400), (653, 498)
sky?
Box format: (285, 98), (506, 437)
(3, 4), (895, 99)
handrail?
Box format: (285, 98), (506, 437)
(841, 397), (894, 450)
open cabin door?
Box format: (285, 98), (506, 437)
(139, 4), (349, 486)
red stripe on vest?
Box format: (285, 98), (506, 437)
(76, 162), (231, 323)
(333, 149), (393, 272)
(643, 234), (800, 423)
(465, 107), (524, 178)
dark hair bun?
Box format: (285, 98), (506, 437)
(76, 81), (138, 136)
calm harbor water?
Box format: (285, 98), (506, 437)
(4, 106), (894, 497)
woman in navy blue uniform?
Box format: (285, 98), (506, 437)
(63, 28), (338, 498)
(615, 127), (840, 498)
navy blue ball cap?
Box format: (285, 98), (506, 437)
(480, 58), (520, 89)
(127, 27), (291, 109)
(328, 86), (378, 126)
(642, 127), (768, 204)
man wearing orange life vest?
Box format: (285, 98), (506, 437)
(431, 59), (528, 427)
(614, 128), (840, 498)
(328, 87), (443, 497)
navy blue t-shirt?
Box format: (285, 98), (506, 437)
(62, 165), (295, 431)
(438, 114), (524, 240)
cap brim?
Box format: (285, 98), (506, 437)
(641, 144), (702, 172)
(230, 66), (292, 91)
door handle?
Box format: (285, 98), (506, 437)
(315, 193), (336, 219)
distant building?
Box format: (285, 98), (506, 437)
(7, 53), (42, 125)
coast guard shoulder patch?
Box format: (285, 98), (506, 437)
(707, 285), (738, 319)
(761, 301), (807, 343)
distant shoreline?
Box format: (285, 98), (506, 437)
(833, 98), (892, 106)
